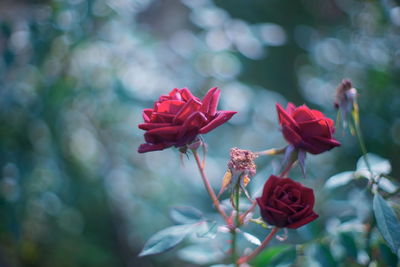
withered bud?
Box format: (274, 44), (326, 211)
(334, 79), (357, 111)
(228, 147), (258, 177)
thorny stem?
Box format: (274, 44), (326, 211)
(240, 200), (257, 223)
(191, 149), (230, 224)
(237, 227), (279, 265)
(279, 160), (295, 178)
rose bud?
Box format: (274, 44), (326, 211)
(138, 87), (237, 153)
(276, 102), (340, 155)
(256, 175), (318, 229)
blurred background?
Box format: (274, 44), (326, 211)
(0, 0), (399, 266)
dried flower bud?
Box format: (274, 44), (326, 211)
(334, 79), (357, 112)
(228, 147), (258, 177)
(334, 79), (359, 129)
(218, 148), (258, 199)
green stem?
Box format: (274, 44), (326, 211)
(351, 115), (373, 175)
(232, 184), (240, 267)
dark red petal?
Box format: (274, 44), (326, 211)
(286, 212), (318, 229)
(199, 110), (236, 134)
(260, 175), (281, 202)
(292, 105), (315, 122)
(168, 88), (182, 100)
(274, 199), (297, 213)
(281, 125), (303, 146)
(177, 111), (208, 139)
(180, 88), (198, 102)
(286, 102), (296, 115)
(301, 136), (341, 154)
(208, 88), (220, 116)
(156, 100), (185, 114)
(288, 205), (312, 222)
(257, 197), (278, 225)
(300, 187), (315, 207)
(144, 126), (181, 143)
(298, 119), (332, 138)
(200, 87), (219, 116)
(311, 109), (325, 119)
(138, 123), (173, 131)
(265, 206), (288, 227)
(173, 98), (202, 124)
(138, 143), (170, 153)
(276, 103), (299, 127)
(151, 112), (175, 123)
(143, 109), (153, 123)
(312, 136), (341, 146)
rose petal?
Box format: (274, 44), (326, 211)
(265, 206), (288, 227)
(144, 126), (181, 143)
(155, 100), (185, 114)
(286, 102), (296, 115)
(274, 199), (297, 213)
(143, 109), (153, 123)
(302, 136), (341, 154)
(263, 175), (281, 198)
(288, 204), (312, 222)
(208, 88), (220, 116)
(199, 110), (236, 134)
(298, 119), (333, 138)
(173, 98), (202, 124)
(200, 87), (219, 115)
(276, 103), (299, 128)
(177, 111), (208, 139)
(180, 88), (198, 101)
(174, 130), (198, 147)
(312, 136), (341, 146)
(311, 109), (324, 119)
(151, 112), (175, 123)
(300, 187), (315, 207)
(168, 88), (182, 100)
(292, 105), (316, 122)
(286, 212), (318, 229)
(138, 123), (173, 131)
(138, 143), (170, 153)
(281, 125), (303, 146)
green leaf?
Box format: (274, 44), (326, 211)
(378, 243), (399, 267)
(373, 193), (400, 254)
(240, 231), (261, 246)
(169, 206), (204, 224)
(138, 223), (198, 257)
(356, 153), (391, 176)
(268, 246), (296, 266)
(314, 244), (337, 267)
(177, 244), (225, 265)
(251, 245), (291, 266)
(196, 220), (218, 239)
(340, 232), (358, 260)
(324, 171), (354, 189)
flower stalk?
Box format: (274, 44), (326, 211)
(231, 183), (241, 266)
(237, 227), (279, 265)
(191, 149), (230, 224)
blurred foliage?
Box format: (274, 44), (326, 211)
(0, 0), (399, 266)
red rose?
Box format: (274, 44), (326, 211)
(138, 87), (236, 153)
(276, 103), (340, 154)
(256, 175), (318, 229)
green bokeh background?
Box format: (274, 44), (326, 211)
(0, 0), (399, 266)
